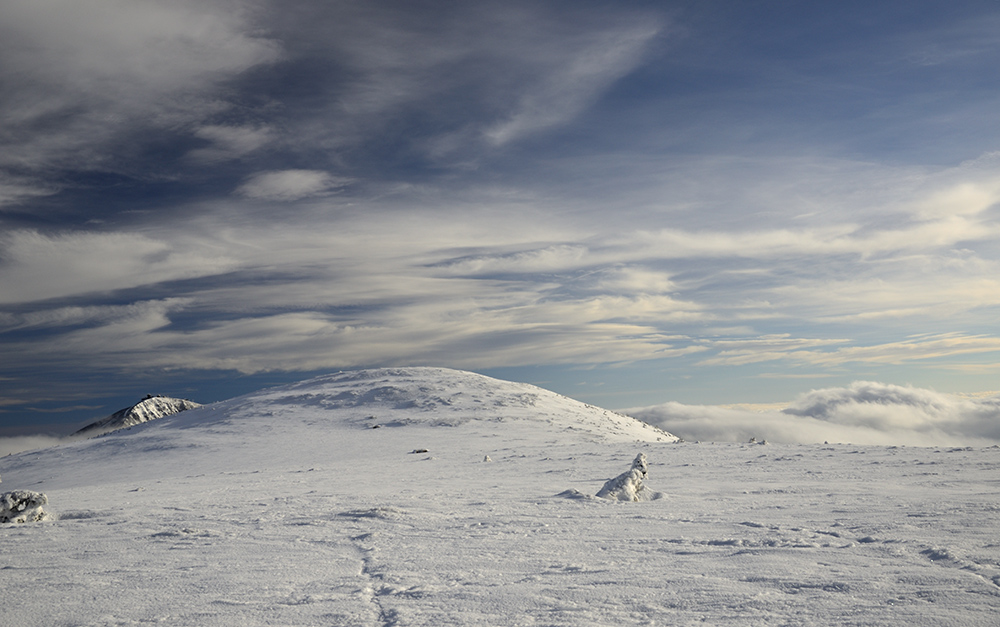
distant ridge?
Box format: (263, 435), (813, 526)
(74, 395), (201, 437)
(69, 368), (677, 444)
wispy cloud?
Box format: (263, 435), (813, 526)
(483, 22), (660, 145)
(0, 0), (280, 178)
(697, 333), (1000, 368)
(0, 230), (236, 304)
(266, 3), (662, 165)
(0, 173), (57, 209)
(0, 301), (187, 332)
(187, 125), (276, 164)
(4, 148), (1000, 383)
(236, 170), (350, 201)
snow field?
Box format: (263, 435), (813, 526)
(2, 368), (999, 625)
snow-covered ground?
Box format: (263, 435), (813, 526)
(2, 368), (999, 626)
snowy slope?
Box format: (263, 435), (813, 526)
(74, 395), (201, 436)
(2, 368), (999, 626)
(235, 366), (679, 441)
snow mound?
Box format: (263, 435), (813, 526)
(75, 395), (202, 437)
(233, 367), (680, 443)
(596, 453), (663, 501)
(1, 490), (49, 523)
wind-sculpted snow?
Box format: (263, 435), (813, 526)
(596, 452), (664, 501)
(2, 369), (1000, 625)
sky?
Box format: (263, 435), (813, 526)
(3, 0), (1000, 435)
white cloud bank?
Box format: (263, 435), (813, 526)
(626, 381), (1000, 447)
(0, 435), (68, 457)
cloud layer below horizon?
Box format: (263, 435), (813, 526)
(628, 381), (1000, 447)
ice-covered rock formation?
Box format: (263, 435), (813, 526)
(75, 395), (201, 437)
(596, 453), (662, 501)
(1, 490), (49, 523)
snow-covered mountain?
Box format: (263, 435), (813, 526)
(235, 366), (679, 441)
(2, 367), (998, 626)
(74, 394), (201, 437)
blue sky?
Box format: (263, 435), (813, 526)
(3, 0), (1000, 433)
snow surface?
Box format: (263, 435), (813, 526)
(2, 367), (999, 626)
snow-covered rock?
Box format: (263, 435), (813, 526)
(596, 452), (663, 501)
(74, 395), (201, 437)
(0, 490), (49, 523)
